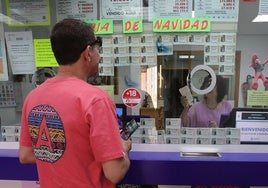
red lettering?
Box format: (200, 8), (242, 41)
(172, 20), (178, 29)
(91, 23), (97, 31)
(90, 23), (109, 32)
(201, 20), (209, 30)
(180, 19), (183, 30)
(183, 19), (191, 29)
(125, 21), (140, 31)
(162, 20), (171, 29)
(154, 20), (162, 29)
(154, 18), (210, 31)
(133, 21), (139, 31)
(101, 23), (110, 31)
(125, 21), (131, 31)
(191, 20), (199, 29)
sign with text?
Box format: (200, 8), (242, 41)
(123, 18), (143, 33)
(247, 90), (268, 106)
(153, 17), (211, 32)
(56, 0), (97, 22)
(148, 0), (192, 21)
(122, 88), (141, 108)
(194, 0), (239, 22)
(259, 0), (268, 14)
(6, 0), (50, 26)
(236, 111), (268, 143)
(5, 31), (36, 74)
(100, 0), (142, 20)
(0, 24), (9, 81)
(34, 39), (58, 67)
(86, 20), (113, 34)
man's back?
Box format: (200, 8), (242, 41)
(20, 77), (124, 188)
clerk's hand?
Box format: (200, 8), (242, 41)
(209, 121), (217, 128)
(180, 96), (190, 109)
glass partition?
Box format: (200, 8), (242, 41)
(1, 0), (265, 146)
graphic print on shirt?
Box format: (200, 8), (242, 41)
(28, 104), (66, 163)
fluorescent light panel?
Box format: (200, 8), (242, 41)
(179, 55), (195, 59)
(252, 14), (268, 22)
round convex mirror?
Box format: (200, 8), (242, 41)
(189, 65), (216, 95)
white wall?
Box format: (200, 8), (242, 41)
(236, 34), (268, 107)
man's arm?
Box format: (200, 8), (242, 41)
(19, 145), (36, 164)
(102, 152), (131, 184)
(102, 139), (131, 184)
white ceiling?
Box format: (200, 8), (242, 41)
(237, 0), (268, 35)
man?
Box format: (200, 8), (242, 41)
(19, 18), (132, 188)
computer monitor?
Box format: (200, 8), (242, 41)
(115, 103), (127, 128)
(232, 108), (268, 144)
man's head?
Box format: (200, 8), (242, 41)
(50, 19), (100, 66)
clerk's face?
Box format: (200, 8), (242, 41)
(205, 86), (217, 99)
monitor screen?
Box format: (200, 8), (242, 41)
(233, 108), (268, 144)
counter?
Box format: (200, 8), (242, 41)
(1, 143), (268, 186)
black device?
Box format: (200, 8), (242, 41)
(116, 103), (127, 129)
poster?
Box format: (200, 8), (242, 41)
(56, 0), (97, 22)
(5, 31), (36, 74)
(100, 0), (142, 20)
(194, 0), (239, 22)
(247, 90), (268, 106)
(6, 0), (50, 26)
(0, 24), (8, 81)
(34, 39), (58, 67)
(259, 0), (268, 14)
(148, 0), (192, 21)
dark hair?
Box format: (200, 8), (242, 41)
(200, 76), (212, 90)
(201, 75), (228, 103)
(50, 19), (95, 65)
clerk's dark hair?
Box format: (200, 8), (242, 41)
(50, 18), (95, 65)
(201, 75), (228, 103)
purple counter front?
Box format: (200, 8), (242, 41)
(1, 143), (268, 186)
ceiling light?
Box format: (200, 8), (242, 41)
(179, 55), (189, 59)
(179, 55), (195, 59)
(190, 55), (195, 59)
(252, 14), (268, 22)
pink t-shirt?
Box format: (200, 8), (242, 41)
(20, 77), (124, 188)
(187, 101), (232, 127)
